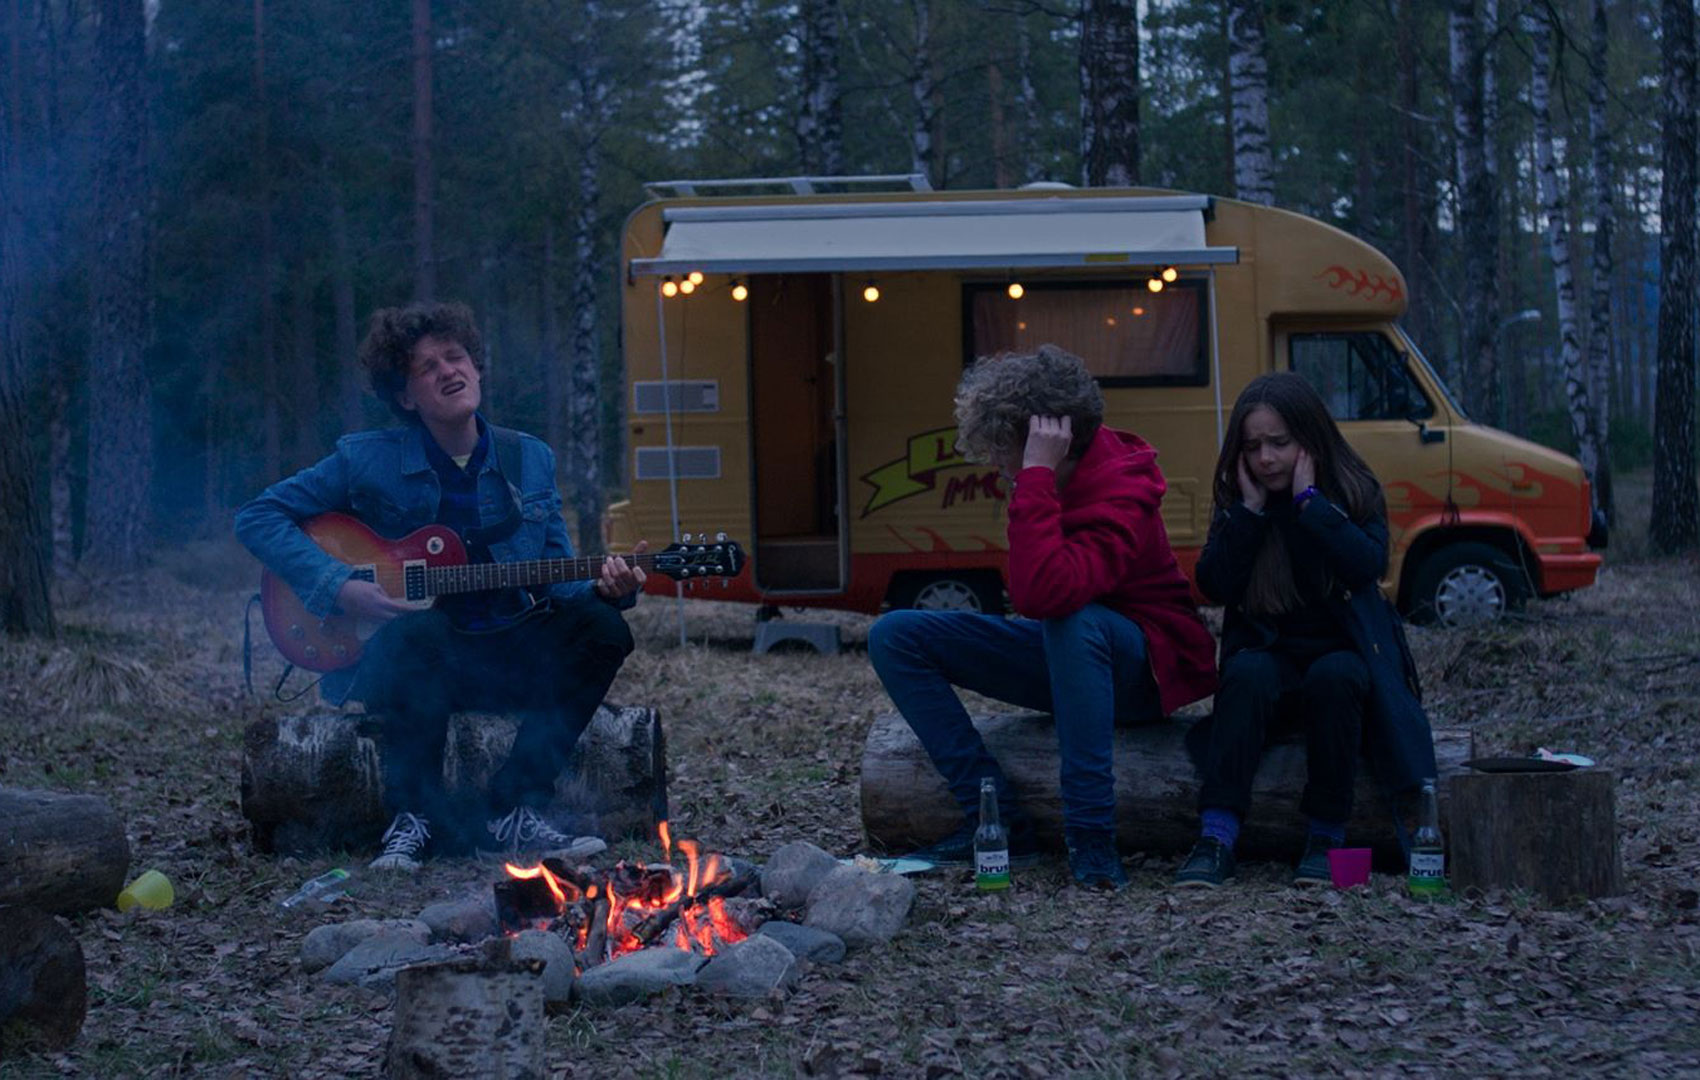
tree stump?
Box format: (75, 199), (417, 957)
(1448, 768), (1622, 904)
(384, 939), (546, 1080)
(0, 788), (130, 914)
(860, 713), (1474, 868)
(241, 704), (667, 854)
(0, 906), (88, 1055)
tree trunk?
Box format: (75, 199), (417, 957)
(330, 182), (361, 434)
(253, 0), (280, 483)
(412, 0), (436, 302)
(1396, 0), (1428, 352)
(1651, 0), (1697, 553)
(1530, 8), (1604, 515)
(1016, 12), (1040, 184)
(83, 0), (152, 574)
(908, 0), (938, 186)
(796, 0), (843, 176)
(239, 705), (667, 855)
(1078, 0), (1140, 187)
(385, 941), (546, 1080)
(0, 906), (87, 1055)
(1586, 0), (1616, 523)
(0, 789), (130, 914)
(859, 712), (1474, 870)
(567, 64), (607, 557)
(1226, 0), (1273, 205)
(1450, 0), (1501, 423)
(542, 223), (563, 454)
(1448, 769), (1622, 903)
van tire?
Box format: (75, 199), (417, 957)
(1406, 541), (1530, 627)
(886, 572), (1006, 616)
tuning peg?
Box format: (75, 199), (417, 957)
(680, 532), (693, 543)
(716, 531), (727, 542)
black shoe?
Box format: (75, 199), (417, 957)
(1293, 834), (1338, 887)
(1172, 837), (1236, 889)
(1065, 828), (1127, 890)
(907, 817), (1042, 868)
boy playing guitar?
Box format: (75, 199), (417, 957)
(237, 301), (647, 872)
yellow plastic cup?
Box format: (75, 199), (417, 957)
(116, 869), (174, 912)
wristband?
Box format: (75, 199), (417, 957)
(1293, 485), (1320, 508)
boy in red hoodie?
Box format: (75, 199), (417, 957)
(868, 345), (1218, 888)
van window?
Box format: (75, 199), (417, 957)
(966, 280), (1208, 387)
(1290, 332), (1434, 421)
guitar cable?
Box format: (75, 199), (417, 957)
(243, 592), (317, 702)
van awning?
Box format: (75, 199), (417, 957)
(628, 195), (1240, 276)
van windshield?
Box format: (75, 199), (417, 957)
(1392, 325), (1468, 422)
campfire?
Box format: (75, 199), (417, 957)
(494, 821), (762, 969)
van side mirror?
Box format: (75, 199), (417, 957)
(1409, 414), (1446, 444)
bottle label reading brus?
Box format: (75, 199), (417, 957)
(1407, 852), (1445, 896)
(976, 849), (1011, 891)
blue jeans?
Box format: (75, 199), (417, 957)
(867, 604), (1162, 833)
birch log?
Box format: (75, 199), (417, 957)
(385, 940), (546, 1080)
(860, 713), (1474, 869)
(241, 705), (667, 854)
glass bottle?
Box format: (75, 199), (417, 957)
(280, 868), (352, 909)
(974, 778), (1011, 892)
(1406, 779), (1446, 898)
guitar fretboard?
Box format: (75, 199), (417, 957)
(423, 553), (670, 596)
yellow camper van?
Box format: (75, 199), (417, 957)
(605, 177), (1604, 627)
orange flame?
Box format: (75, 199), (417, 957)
(680, 839), (701, 897)
(658, 820), (672, 862)
(503, 861), (578, 908)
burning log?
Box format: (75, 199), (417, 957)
(385, 938), (546, 1080)
(0, 906), (87, 1055)
(860, 712), (1475, 868)
(241, 704), (667, 855)
(579, 896), (611, 969)
(0, 789), (130, 915)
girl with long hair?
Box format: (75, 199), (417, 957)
(1173, 373), (1436, 888)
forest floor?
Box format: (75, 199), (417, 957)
(3, 472), (1700, 1078)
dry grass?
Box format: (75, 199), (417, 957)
(1, 475), (1697, 1077)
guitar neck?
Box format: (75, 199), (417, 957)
(424, 553), (660, 597)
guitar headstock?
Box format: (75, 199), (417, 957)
(653, 533), (745, 582)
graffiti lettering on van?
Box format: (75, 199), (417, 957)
(860, 427), (976, 516)
(941, 470), (1005, 509)
(1315, 265), (1404, 303)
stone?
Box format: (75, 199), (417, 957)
(761, 841), (840, 909)
(300, 918), (430, 974)
(418, 894), (499, 943)
(758, 920), (846, 965)
(803, 866), (915, 948)
(575, 946), (706, 1007)
(695, 934), (800, 999)
(321, 930), (454, 989)
(510, 929), (577, 1008)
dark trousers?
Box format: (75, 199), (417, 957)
(1195, 646), (1369, 825)
(867, 604), (1163, 833)
(351, 594), (634, 850)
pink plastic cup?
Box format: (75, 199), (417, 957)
(1327, 847), (1373, 889)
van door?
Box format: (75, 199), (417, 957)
(1278, 325), (1451, 583)
(747, 273), (846, 593)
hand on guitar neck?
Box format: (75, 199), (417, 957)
(592, 540), (649, 601)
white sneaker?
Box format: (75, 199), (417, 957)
(369, 812), (431, 872)
(485, 806), (607, 859)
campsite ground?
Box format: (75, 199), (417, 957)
(3, 470), (1698, 1078)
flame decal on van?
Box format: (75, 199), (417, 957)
(860, 427), (972, 516)
(1315, 265), (1404, 303)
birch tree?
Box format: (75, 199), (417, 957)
(1226, 0), (1273, 205)
(796, 0), (843, 176)
(84, 0), (153, 573)
(1529, 6), (1604, 514)
(908, 0), (938, 184)
(1586, 0), (1616, 522)
(1449, 0), (1501, 422)
(1650, 0), (1697, 553)
(1079, 0), (1140, 186)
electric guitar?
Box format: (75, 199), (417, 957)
(259, 512), (744, 672)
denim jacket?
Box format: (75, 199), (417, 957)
(235, 420), (632, 704)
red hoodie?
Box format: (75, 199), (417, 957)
(1006, 426), (1219, 715)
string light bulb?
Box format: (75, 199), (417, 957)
(687, 271), (704, 286)
(661, 278), (679, 298)
(1146, 277), (1164, 293)
(731, 281), (748, 302)
(1161, 266), (1179, 283)
(679, 279), (697, 295)
(862, 281), (880, 303)
(1007, 282), (1025, 299)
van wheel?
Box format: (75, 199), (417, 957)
(1406, 542), (1530, 627)
(887, 573), (1005, 615)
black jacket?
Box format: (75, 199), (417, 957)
(1193, 493), (1438, 795)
